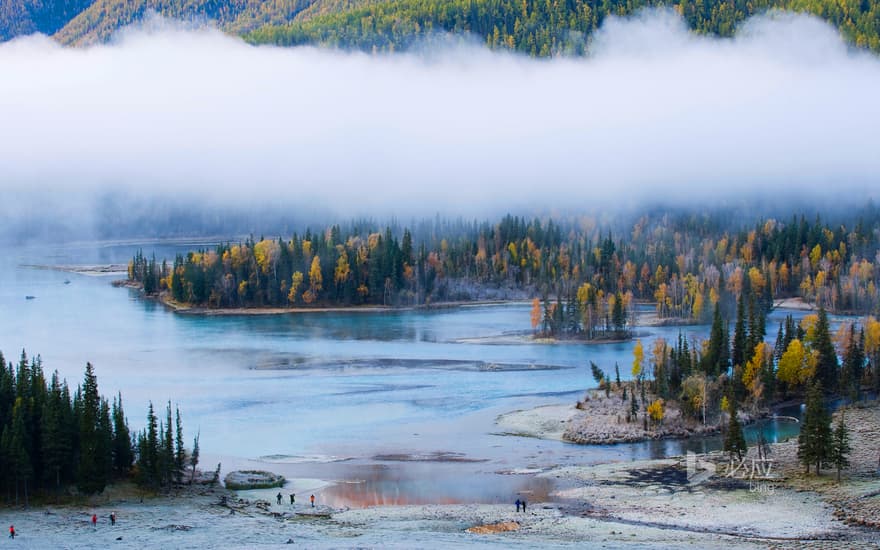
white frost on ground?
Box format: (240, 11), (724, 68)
(545, 459), (849, 540)
(494, 404), (577, 440)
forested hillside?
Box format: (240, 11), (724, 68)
(0, 0), (94, 41)
(53, 0), (314, 45)
(128, 206), (880, 324)
(2, 0), (879, 55)
(247, 0), (880, 55)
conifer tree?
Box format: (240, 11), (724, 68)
(798, 382), (832, 474)
(703, 303), (725, 376)
(111, 394), (133, 476)
(732, 295), (748, 369)
(723, 395), (747, 461)
(163, 402), (174, 486)
(830, 413), (851, 482)
(145, 402), (160, 487)
(813, 307), (839, 393)
(841, 326), (865, 401)
(175, 406), (185, 485)
(10, 398), (33, 506)
(41, 372), (72, 492)
(77, 362), (109, 494)
(189, 431), (200, 484)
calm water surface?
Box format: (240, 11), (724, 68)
(0, 240), (806, 506)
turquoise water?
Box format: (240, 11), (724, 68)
(0, 240), (804, 506)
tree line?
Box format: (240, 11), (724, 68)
(129, 207), (880, 319)
(246, 0), (880, 56)
(0, 350), (198, 506)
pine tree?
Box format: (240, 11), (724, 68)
(189, 431), (200, 484)
(111, 393), (133, 476)
(830, 413), (851, 482)
(175, 406), (185, 485)
(723, 396), (747, 461)
(703, 303), (725, 376)
(77, 362), (109, 494)
(732, 295), (748, 369)
(10, 398), (33, 506)
(145, 402), (160, 487)
(41, 372), (72, 493)
(798, 382), (832, 475)
(841, 326), (865, 401)
(163, 402), (174, 486)
(813, 307), (839, 393)
(629, 389), (638, 423)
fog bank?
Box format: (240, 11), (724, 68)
(1, 10), (879, 223)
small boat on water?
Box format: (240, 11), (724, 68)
(64, 279), (71, 285)
(25, 295), (36, 300)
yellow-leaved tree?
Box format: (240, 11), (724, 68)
(308, 255), (322, 297)
(632, 339), (644, 380)
(288, 271), (303, 304)
(777, 339), (816, 390)
(647, 399), (664, 426)
(743, 342), (772, 406)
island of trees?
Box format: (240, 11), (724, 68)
(128, 207), (880, 342)
(0, 350), (200, 507)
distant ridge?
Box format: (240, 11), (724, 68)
(1, 0), (878, 56)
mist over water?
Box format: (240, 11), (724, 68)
(1, 9), (878, 234)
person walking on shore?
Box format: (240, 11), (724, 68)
(310, 494), (315, 508)
(290, 493), (295, 505)
(276, 492), (283, 505)
(91, 514), (97, 528)
(110, 512), (116, 526)
(515, 499), (521, 512)
(521, 499), (527, 513)
(9, 525), (14, 539)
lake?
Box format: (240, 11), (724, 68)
(0, 239), (805, 507)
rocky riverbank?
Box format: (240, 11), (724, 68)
(497, 389), (754, 445)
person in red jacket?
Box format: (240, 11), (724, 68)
(91, 514), (97, 528)
(9, 525), (14, 539)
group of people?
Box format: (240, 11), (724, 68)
(91, 512), (116, 527)
(276, 492), (317, 507)
(8, 512), (116, 539)
(514, 498), (528, 513)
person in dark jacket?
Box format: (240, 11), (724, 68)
(515, 499), (521, 512)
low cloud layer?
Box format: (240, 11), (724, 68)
(1, 11), (879, 218)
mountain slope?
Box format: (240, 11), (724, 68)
(0, 0), (94, 41)
(53, 0), (318, 45)
(245, 0), (880, 55)
(2, 0), (878, 56)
